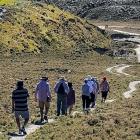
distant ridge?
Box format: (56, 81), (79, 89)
(47, 0), (140, 20)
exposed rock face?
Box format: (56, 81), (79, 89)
(47, 0), (140, 20)
(0, 8), (7, 20)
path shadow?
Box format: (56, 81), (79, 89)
(8, 132), (24, 137)
(34, 120), (48, 125)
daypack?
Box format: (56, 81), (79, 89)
(57, 83), (65, 94)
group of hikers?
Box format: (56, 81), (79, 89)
(12, 75), (109, 135)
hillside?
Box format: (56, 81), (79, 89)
(0, 1), (110, 56)
(47, 0), (140, 20)
(1, 1), (140, 140)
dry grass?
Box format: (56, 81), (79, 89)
(0, 49), (140, 139)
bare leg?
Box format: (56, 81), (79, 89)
(22, 118), (29, 135)
(15, 118), (20, 130)
(44, 102), (50, 121)
(23, 118), (29, 128)
(39, 101), (44, 121)
(45, 102), (50, 116)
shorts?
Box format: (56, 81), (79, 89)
(15, 111), (29, 119)
(101, 91), (108, 99)
(39, 101), (50, 109)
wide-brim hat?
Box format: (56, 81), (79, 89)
(41, 76), (48, 80)
(59, 76), (65, 80)
(84, 78), (88, 82)
(92, 77), (97, 80)
(86, 75), (92, 80)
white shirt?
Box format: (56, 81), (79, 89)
(87, 80), (97, 93)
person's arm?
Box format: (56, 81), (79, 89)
(25, 89), (29, 98)
(12, 92), (15, 113)
(54, 82), (59, 93)
(35, 85), (38, 102)
(47, 83), (51, 99)
(73, 90), (76, 104)
(64, 83), (69, 94)
(87, 85), (90, 97)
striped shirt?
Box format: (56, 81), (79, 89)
(12, 88), (29, 111)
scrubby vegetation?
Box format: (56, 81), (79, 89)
(0, 0), (17, 5)
(0, 1), (110, 56)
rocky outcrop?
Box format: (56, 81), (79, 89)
(47, 0), (140, 20)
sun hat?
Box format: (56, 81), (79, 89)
(59, 76), (66, 81)
(86, 75), (92, 80)
(41, 76), (48, 81)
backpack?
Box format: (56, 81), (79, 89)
(57, 83), (65, 94)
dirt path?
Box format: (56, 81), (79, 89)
(106, 64), (132, 76)
(98, 26), (140, 36)
(99, 25), (140, 63)
(116, 65), (133, 76)
(106, 64), (140, 98)
(10, 119), (55, 140)
(134, 45), (140, 63)
(123, 81), (140, 98)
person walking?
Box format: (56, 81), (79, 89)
(100, 77), (110, 103)
(91, 77), (99, 108)
(35, 77), (51, 122)
(12, 81), (29, 135)
(54, 76), (69, 116)
(82, 79), (90, 111)
(87, 75), (97, 108)
(67, 82), (75, 115)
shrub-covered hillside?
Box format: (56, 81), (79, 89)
(0, 1), (111, 55)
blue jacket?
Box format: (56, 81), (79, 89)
(82, 83), (90, 96)
(54, 80), (69, 94)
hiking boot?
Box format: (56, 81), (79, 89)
(44, 115), (48, 122)
(40, 118), (44, 123)
(18, 129), (22, 135)
(21, 127), (27, 135)
(56, 113), (60, 116)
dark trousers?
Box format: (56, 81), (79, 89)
(82, 95), (90, 110)
(57, 94), (67, 115)
(101, 91), (108, 100)
(90, 93), (95, 106)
